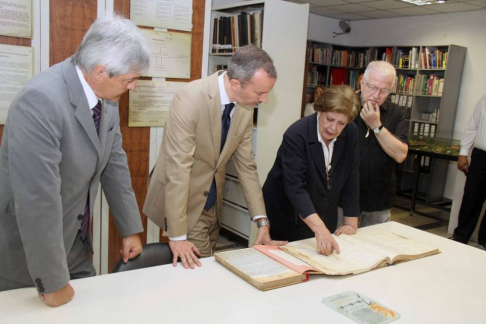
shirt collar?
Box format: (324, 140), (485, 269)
(317, 113), (337, 146)
(218, 71), (232, 106)
(75, 65), (100, 109)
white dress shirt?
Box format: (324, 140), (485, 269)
(316, 113), (337, 176)
(75, 65), (101, 112)
(460, 95), (486, 156)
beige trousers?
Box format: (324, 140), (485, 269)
(187, 206), (221, 257)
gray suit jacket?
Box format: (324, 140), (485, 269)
(0, 58), (143, 293)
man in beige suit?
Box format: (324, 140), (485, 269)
(143, 46), (286, 268)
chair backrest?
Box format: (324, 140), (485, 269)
(112, 242), (173, 273)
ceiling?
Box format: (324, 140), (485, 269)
(286, 0), (486, 21)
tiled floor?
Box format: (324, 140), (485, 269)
(216, 195), (484, 251)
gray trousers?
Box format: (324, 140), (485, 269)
(0, 231), (96, 292)
(337, 208), (391, 228)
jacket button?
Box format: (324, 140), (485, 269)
(204, 191), (209, 197)
(78, 214), (83, 220)
(35, 278), (41, 283)
(39, 287), (45, 293)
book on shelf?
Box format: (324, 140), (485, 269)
(330, 68), (347, 85)
(211, 11), (263, 53)
(405, 96), (413, 120)
(413, 122), (419, 135)
(215, 230), (440, 291)
(213, 65), (228, 73)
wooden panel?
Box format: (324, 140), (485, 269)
(106, 0), (205, 272)
(49, 0), (97, 66)
(0, 36), (31, 144)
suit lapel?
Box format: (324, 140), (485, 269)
(207, 72), (222, 166)
(63, 58), (102, 158)
(331, 128), (346, 171)
(97, 100), (109, 167)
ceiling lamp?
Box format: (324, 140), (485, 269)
(402, 0), (446, 5)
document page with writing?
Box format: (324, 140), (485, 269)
(281, 237), (388, 275)
(215, 248), (307, 289)
(338, 231), (439, 263)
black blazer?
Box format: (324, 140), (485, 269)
(263, 113), (360, 241)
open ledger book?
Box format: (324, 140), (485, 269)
(215, 230), (440, 291)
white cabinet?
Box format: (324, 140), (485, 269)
(204, 0), (309, 244)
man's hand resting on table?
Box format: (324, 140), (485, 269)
(39, 283), (74, 307)
(169, 240), (202, 269)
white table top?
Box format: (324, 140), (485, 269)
(1, 222), (485, 324)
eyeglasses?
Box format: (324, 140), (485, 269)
(362, 78), (390, 97)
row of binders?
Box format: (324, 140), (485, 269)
(412, 122), (437, 137)
(211, 11), (263, 53)
(390, 94), (412, 120)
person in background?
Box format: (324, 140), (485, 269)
(355, 73), (364, 92)
(304, 85), (325, 117)
(354, 61), (409, 227)
(263, 85), (360, 256)
(452, 94), (486, 250)
(0, 16), (150, 306)
(143, 45), (286, 269)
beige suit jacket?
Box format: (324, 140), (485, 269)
(143, 72), (266, 237)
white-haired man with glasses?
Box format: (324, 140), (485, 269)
(354, 61), (409, 227)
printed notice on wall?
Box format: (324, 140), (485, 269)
(130, 0), (193, 31)
(0, 44), (33, 124)
(129, 80), (186, 127)
(140, 29), (191, 79)
(0, 0), (32, 38)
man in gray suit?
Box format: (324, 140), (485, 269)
(0, 16), (150, 307)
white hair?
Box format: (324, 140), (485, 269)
(72, 15), (151, 77)
(364, 61), (396, 80)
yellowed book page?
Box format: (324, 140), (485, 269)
(281, 237), (388, 275)
(339, 230), (439, 263)
(215, 248), (306, 289)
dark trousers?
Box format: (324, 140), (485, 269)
(453, 148), (486, 245)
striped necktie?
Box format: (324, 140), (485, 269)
(80, 100), (102, 241)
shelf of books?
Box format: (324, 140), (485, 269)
(303, 42), (466, 203)
(206, 0), (309, 243)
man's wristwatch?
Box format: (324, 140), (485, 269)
(373, 124), (384, 134)
(256, 219), (270, 229)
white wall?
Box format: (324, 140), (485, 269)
(309, 10), (486, 199)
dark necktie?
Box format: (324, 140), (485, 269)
(204, 103), (235, 211)
(80, 100), (102, 241)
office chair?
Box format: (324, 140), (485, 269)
(112, 242), (174, 273)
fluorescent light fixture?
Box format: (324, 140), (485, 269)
(402, 0), (446, 5)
